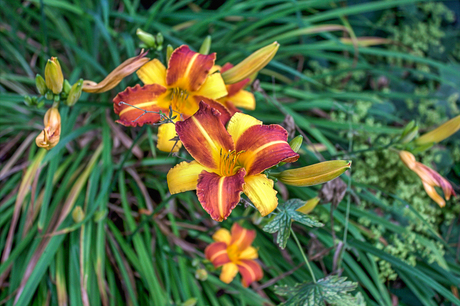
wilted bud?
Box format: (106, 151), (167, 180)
(296, 197), (320, 214)
(66, 79), (84, 106)
(63, 79), (72, 94)
(199, 35), (212, 55)
(24, 95), (33, 106)
(136, 28), (157, 48)
(398, 150), (417, 169)
(166, 44), (174, 64)
(35, 107), (61, 150)
(274, 160), (351, 187)
(82, 50), (149, 94)
(289, 135), (303, 153)
(72, 206), (85, 223)
(195, 269), (208, 281)
(45, 57), (64, 94)
(399, 120), (418, 144)
(221, 42), (279, 84)
(35, 74), (47, 95)
(415, 115), (460, 146)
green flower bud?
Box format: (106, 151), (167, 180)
(156, 33), (164, 50)
(44, 57), (64, 94)
(166, 44), (174, 64)
(45, 91), (54, 101)
(199, 35), (212, 55)
(63, 79), (72, 94)
(289, 135), (303, 153)
(35, 74), (47, 95)
(72, 206), (85, 223)
(66, 79), (84, 106)
(24, 95), (33, 106)
(136, 28), (157, 48)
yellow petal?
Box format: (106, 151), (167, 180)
(243, 174), (278, 216)
(415, 115), (460, 145)
(193, 73), (228, 100)
(296, 197), (320, 214)
(226, 90), (255, 110)
(239, 246), (258, 260)
(219, 262), (239, 284)
(275, 160), (351, 187)
(167, 161), (206, 194)
(227, 112), (262, 144)
(136, 59), (167, 87)
(157, 122), (181, 153)
(212, 228), (231, 244)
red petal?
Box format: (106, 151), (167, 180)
(205, 242), (231, 268)
(113, 84), (167, 127)
(175, 101), (234, 169)
(236, 125), (299, 175)
(222, 101), (241, 117)
(166, 45), (216, 92)
(197, 169), (246, 222)
(220, 63), (234, 73)
(230, 223), (256, 251)
(237, 259), (263, 287)
(194, 96), (232, 125)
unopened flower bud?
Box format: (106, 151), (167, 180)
(35, 107), (61, 150)
(195, 269), (208, 281)
(166, 44), (174, 64)
(72, 206), (85, 223)
(297, 197), (320, 214)
(45, 57), (64, 94)
(399, 120), (418, 144)
(63, 79), (72, 94)
(45, 91), (54, 100)
(24, 95), (33, 107)
(273, 160), (351, 187)
(415, 115), (460, 146)
(136, 28), (157, 48)
(221, 42), (279, 84)
(66, 79), (84, 106)
(36, 99), (45, 108)
(199, 35), (212, 55)
(182, 298), (198, 306)
(289, 135), (303, 153)
(155, 33), (164, 49)
(35, 74), (47, 95)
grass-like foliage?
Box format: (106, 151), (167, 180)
(1, 1), (460, 305)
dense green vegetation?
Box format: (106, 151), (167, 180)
(1, 1), (459, 305)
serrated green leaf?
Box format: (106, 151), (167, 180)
(263, 199), (323, 249)
(275, 275), (358, 306)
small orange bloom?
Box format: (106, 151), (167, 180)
(205, 223), (263, 287)
(399, 151), (456, 207)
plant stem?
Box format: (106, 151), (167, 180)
(290, 228), (316, 283)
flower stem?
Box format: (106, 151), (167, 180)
(290, 228), (316, 283)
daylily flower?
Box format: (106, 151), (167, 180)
(113, 45), (230, 152)
(205, 223), (263, 287)
(167, 101), (299, 221)
(35, 107), (61, 150)
(399, 151), (456, 207)
(216, 63), (256, 114)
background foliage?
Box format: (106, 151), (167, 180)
(1, 0), (460, 305)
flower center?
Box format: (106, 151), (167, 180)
(169, 87), (189, 111)
(226, 244), (240, 263)
(219, 149), (245, 176)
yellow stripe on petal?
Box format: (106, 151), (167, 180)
(194, 73), (228, 100)
(243, 174), (278, 216)
(167, 161), (206, 194)
(157, 122), (182, 153)
(227, 113), (261, 144)
(220, 263), (239, 284)
(212, 228), (231, 244)
(136, 59), (167, 86)
(227, 90), (255, 110)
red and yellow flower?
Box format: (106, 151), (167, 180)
(167, 101), (299, 221)
(205, 223), (263, 287)
(113, 45), (230, 152)
(215, 63), (256, 114)
(399, 150), (456, 207)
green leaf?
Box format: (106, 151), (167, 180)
(275, 275), (359, 306)
(263, 199), (323, 249)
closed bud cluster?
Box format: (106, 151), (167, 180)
(45, 57), (64, 94)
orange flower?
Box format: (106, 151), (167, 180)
(216, 63), (256, 114)
(167, 101), (299, 221)
(205, 223), (263, 287)
(113, 45), (230, 152)
(399, 151), (456, 207)
(35, 107), (61, 150)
